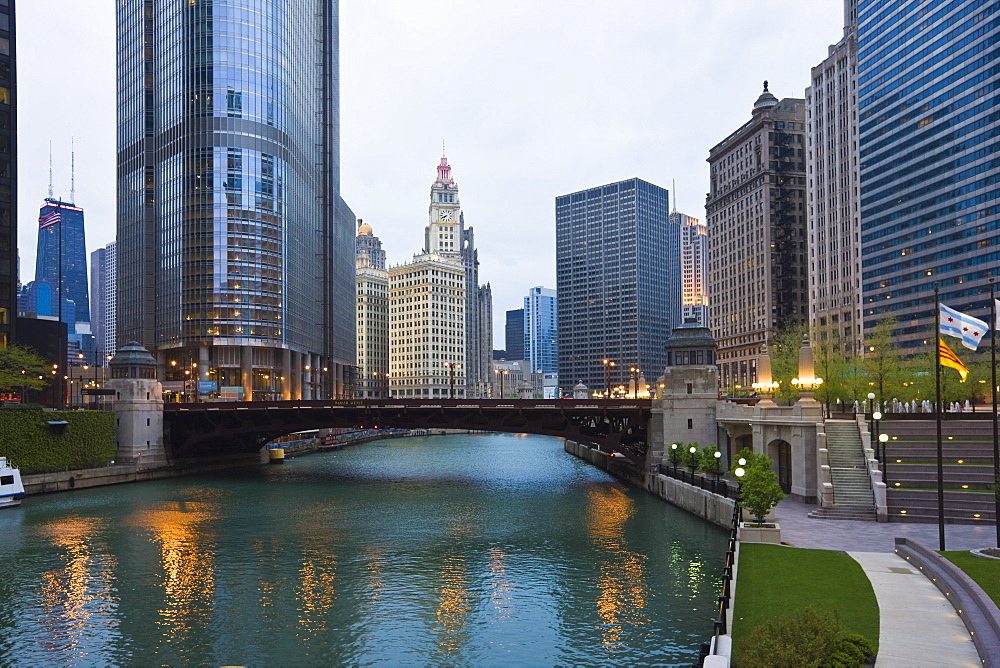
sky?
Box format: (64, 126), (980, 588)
(18, 0), (846, 348)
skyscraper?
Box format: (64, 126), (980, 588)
(356, 220), (388, 398)
(556, 178), (674, 393)
(102, 242), (116, 361)
(857, 0), (1000, 351)
(35, 199), (89, 327)
(706, 85), (808, 391)
(116, 0), (355, 400)
(0, 0), (14, 350)
(673, 211), (708, 326)
(807, 2), (862, 356)
(421, 154), (492, 397)
(524, 286), (557, 375)
(90, 246), (108, 361)
(505, 308), (524, 360)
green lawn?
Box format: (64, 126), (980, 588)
(731, 544), (879, 662)
(941, 550), (1000, 606)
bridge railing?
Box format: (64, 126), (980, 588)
(657, 464), (738, 499)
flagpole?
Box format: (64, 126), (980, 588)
(934, 284), (946, 551)
(991, 278), (999, 548)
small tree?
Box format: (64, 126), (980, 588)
(0, 345), (51, 395)
(741, 464), (785, 523)
(699, 444), (723, 477)
(730, 446), (770, 475)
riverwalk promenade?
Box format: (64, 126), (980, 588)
(774, 498), (993, 667)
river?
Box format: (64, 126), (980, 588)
(0, 433), (727, 666)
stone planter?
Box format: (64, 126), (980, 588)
(738, 521), (781, 544)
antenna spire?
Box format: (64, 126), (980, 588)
(672, 179), (677, 213)
(48, 140), (53, 199)
(442, 139), (446, 157)
(70, 137), (76, 205)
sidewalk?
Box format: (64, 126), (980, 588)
(774, 497), (996, 552)
(770, 497), (990, 666)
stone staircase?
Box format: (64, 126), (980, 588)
(809, 420), (877, 521)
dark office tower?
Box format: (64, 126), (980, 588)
(116, 0), (355, 400)
(0, 0), (14, 349)
(858, 0), (1000, 352)
(35, 199), (89, 326)
(556, 178), (673, 392)
(706, 85), (808, 391)
(505, 308), (524, 360)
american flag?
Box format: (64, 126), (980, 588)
(38, 209), (61, 230)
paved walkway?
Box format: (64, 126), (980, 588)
(848, 552), (981, 667)
(767, 498), (991, 666)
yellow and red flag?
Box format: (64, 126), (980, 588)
(938, 338), (969, 381)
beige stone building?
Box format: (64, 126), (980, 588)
(706, 84), (809, 391)
(356, 221), (389, 398)
(806, 6), (862, 356)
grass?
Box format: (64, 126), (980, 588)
(731, 544), (879, 663)
(940, 550), (1000, 607)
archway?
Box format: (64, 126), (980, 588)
(767, 439), (792, 494)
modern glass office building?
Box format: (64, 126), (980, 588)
(35, 199), (89, 326)
(858, 0), (1000, 352)
(524, 286), (557, 375)
(116, 0), (355, 400)
(556, 178), (675, 394)
(505, 308), (524, 360)
(0, 0), (14, 349)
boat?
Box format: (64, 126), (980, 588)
(0, 457), (25, 508)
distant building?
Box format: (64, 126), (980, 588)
(389, 254), (465, 398)
(505, 308), (524, 360)
(807, 5), (862, 356)
(90, 246), (108, 362)
(356, 221), (389, 398)
(524, 286), (557, 375)
(857, 0), (1000, 352)
(706, 83), (808, 391)
(102, 242), (116, 359)
(674, 211), (708, 326)
(0, 0), (14, 349)
(556, 178), (674, 392)
(35, 199), (89, 327)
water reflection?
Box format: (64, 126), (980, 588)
(131, 500), (217, 649)
(489, 546), (513, 620)
(434, 554), (470, 657)
(37, 515), (119, 661)
(586, 486), (651, 652)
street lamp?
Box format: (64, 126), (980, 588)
(629, 366), (641, 398)
(670, 442), (680, 472)
(713, 450), (723, 482)
(602, 359), (615, 398)
(867, 391), (876, 447)
(688, 445), (698, 475)
(879, 433), (889, 483)
(443, 362), (460, 399)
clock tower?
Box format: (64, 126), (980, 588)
(424, 153), (463, 256)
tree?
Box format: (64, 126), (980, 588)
(860, 317), (907, 410)
(699, 444), (723, 476)
(740, 464), (785, 523)
(0, 346), (51, 395)
(770, 324), (807, 402)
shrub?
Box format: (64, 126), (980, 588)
(740, 607), (842, 668)
(823, 650), (858, 668)
(837, 633), (875, 661)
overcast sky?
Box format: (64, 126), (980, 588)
(18, 1), (845, 347)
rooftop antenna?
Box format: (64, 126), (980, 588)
(672, 179), (677, 213)
(442, 139), (446, 157)
(70, 136), (76, 205)
(48, 140), (53, 199)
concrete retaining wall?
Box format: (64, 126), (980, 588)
(564, 440), (736, 528)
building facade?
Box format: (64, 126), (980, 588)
(556, 178), (674, 392)
(505, 308), (524, 360)
(388, 254), (465, 398)
(102, 241), (116, 360)
(706, 85), (808, 391)
(116, 0), (355, 400)
(524, 286), (557, 375)
(807, 6), (862, 357)
(857, 0), (1000, 351)
(35, 199), (89, 327)
(674, 211), (708, 326)
(0, 0), (14, 350)
(421, 154), (491, 397)
(356, 220), (388, 398)
(90, 246), (108, 362)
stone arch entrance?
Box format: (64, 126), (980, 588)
(767, 439), (792, 493)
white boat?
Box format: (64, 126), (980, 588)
(0, 457), (25, 508)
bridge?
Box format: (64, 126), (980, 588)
(163, 399), (653, 463)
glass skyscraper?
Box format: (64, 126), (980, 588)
(556, 178), (674, 394)
(524, 286), (557, 375)
(34, 199), (89, 326)
(116, 0), (355, 400)
(858, 0), (1000, 351)
(0, 0), (14, 349)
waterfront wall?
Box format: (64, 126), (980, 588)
(0, 410), (116, 474)
(564, 439), (736, 529)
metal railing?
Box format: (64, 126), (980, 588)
(699, 501), (741, 665)
(657, 463), (739, 498)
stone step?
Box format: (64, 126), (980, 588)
(808, 506), (877, 521)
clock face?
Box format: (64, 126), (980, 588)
(440, 209), (454, 222)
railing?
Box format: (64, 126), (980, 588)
(657, 464), (739, 498)
(699, 501), (741, 666)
